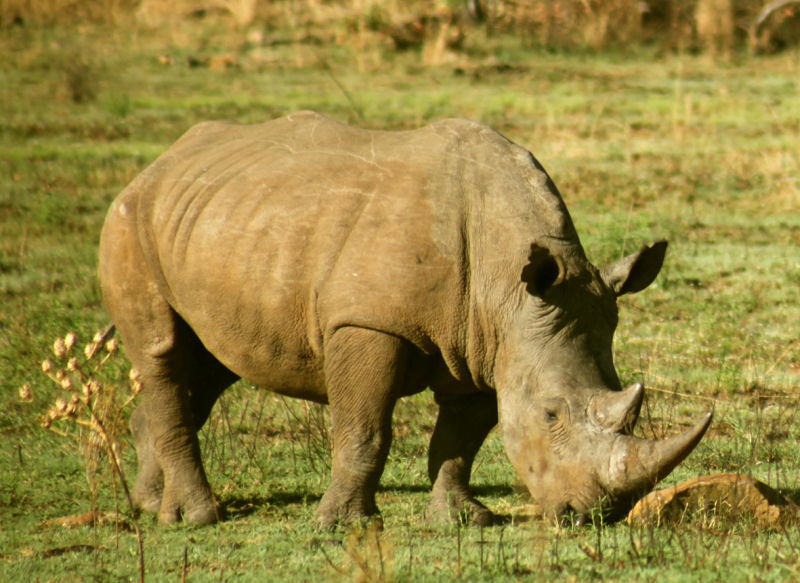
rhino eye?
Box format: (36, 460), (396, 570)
(544, 409), (558, 423)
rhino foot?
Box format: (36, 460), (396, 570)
(179, 503), (219, 526)
(130, 406), (219, 525)
(427, 493), (497, 526)
(157, 484), (219, 525)
(315, 492), (381, 530)
(132, 476), (163, 515)
(130, 441), (218, 525)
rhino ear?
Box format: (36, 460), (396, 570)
(521, 243), (566, 297)
(601, 240), (668, 296)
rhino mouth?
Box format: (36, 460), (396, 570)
(563, 491), (651, 527)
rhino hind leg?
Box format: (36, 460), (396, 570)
(128, 343), (239, 520)
(427, 391), (498, 526)
(103, 270), (221, 521)
(315, 327), (409, 529)
(130, 404), (164, 514)
(128, 316), (234, 525)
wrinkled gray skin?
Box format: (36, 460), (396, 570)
(99, 112), (711, 528)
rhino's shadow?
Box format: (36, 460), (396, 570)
(376, 483), (515, 496)
(218, 483), (516, 522)
(219, 489), (322, 519)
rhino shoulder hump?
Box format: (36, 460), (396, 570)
(430, 118), (514, 152)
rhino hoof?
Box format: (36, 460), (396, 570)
(158, 506), (218, 526)
(132, 480), (163, 515)
(156, 494), (219, 525)
(134, 493), (162, 516)
(315, 511), (383, 532)
(471, 506), (497, 526)
(428, 498), (496, 527)
(315, 511), (340, 531)
(158, 506), (182, 525)
(184, 505), (220, 526)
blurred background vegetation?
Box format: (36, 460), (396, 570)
(2, 0), (799, 57)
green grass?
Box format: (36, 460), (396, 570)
(1, 15), (800, 582)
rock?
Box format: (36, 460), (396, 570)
(627, 473), (800, 530)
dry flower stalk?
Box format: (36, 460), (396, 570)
(19, 326), (145, 583)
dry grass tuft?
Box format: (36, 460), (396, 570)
(21, 327), (145, 583)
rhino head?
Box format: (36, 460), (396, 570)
(495, 240), (712, 524)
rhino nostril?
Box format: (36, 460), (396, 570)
(559, 504), (593, 527)
(557, 504), (583, 528)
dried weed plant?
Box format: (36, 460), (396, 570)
(19, 326), (145, 583)
(319, 520), (393, 583)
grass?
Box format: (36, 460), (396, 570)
(1, 12), (799, 582)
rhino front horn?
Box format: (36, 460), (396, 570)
(605, 410), (713, 498)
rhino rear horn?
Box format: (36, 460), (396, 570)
(521, 244), (565, 296)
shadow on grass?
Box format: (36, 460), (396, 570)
(219, 484), (514, 526)
(377, 482), (516, 500)
(220, 489), (323, 519)
(218, 483), (517, 522)
(374, 482), (515, 496)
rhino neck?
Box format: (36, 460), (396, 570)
(428, 129), (587, 389)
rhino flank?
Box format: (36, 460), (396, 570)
(99, 111), (711, 528)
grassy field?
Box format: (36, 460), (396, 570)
(1, 14), (799, 582)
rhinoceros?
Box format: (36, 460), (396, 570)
(98, 111), (711, 528)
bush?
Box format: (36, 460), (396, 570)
(1, 1), (797, 54)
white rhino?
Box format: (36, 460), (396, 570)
(99, 111), (711, 527)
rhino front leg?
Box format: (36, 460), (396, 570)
(316, 327), (407, 529)
(427, 391), (498, 526)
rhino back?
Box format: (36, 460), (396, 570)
(115, 112), (580, 394)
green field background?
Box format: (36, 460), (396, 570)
(1, 2), (799, 581)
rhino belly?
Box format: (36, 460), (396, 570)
(180, 296), (328, 403)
